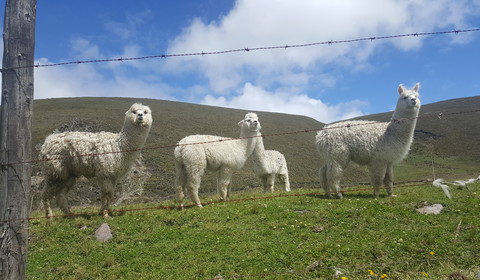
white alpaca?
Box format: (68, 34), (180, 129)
(252, 149), (291, 193)
(315, 83), (421, 198)
(40, 103), (152, 217)
(174, 112), (262, 207)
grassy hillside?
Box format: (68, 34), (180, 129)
(31, 96), (480, 209)
(27, 96), (480, 279)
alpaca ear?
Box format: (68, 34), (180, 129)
(238, 120), (244, 127)
(413, 83), (420, 92)
(398, 84), (405, 95)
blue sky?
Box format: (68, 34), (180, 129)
(1, 0), (480, 123)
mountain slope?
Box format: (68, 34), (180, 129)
(31, 95), (480, 208)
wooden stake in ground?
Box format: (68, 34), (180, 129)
(0, 0), (37, 279)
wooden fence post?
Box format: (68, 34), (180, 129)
(0, 0), (37, 279)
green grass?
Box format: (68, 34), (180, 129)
(27, 183), (480, 280)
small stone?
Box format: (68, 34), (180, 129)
(306, 260), (322, 271)
(312, 225), (325, 233)
(95, 223), (113, 242)
(416, 204), (444, 215)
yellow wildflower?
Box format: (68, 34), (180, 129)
(380, 274), (388, 278)
(367, 269), (375, 275)
(429, 251), (436, 256)
(421, 272), (429, 277)
(341, 277), (348, 280)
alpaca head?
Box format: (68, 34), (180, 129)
(238, 112), (261, 135)
(396, 83), (421, 114)
(124, 103), (153, 129)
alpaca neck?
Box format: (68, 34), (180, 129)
(391, 106), (419, 121)
(250, 134), (268, 169)
(240, 129), (262, 160)
(388, 107), (419, 142)
(119, 120), (151, 152)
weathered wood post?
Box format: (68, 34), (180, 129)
(0, 0), (37, 279)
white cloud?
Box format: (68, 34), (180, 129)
(163, 0), (478, 121)
(34, 58), (174, 100)
(201, 83), (368, 123)
(166, 0), (476, 92)
(70, 38), (103, 60)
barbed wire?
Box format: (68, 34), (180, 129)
(1, 28), (479, 72)
(1, 107), (479, 168)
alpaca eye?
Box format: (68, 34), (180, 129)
(144, 111), (148, 114)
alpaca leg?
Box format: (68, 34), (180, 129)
(226, 181), (232, 199)
(280, 173), (291, 192)
(55, 187), (71, 216)
(326, 163), (343, 199)
(266, 174), (276, 193)
(186, 174), (203, 207)
(42, 179), (57, 219)
(369, 164), (387, 198)
(175, 185), (186, 207)
(218, 167), (233, 201)
(174, 166), (187, 207)
(261, 176), (268, 192)
(218, 171), (233, 199)
(318, 165), (328, 195)
(384, 164), (395, 197)
(100, 181), (114, 217)
(54, 177), (76, 216)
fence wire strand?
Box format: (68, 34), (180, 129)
(2, 107), (479, 168)
(1, 28), (479, 72)
(24, 180), (426, 222)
